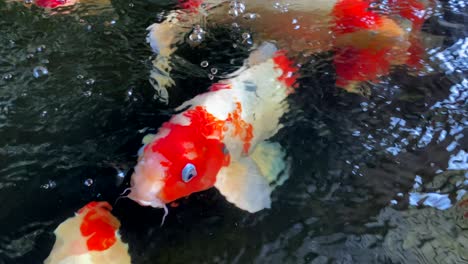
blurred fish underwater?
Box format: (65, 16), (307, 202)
(0, 0), (467, 263)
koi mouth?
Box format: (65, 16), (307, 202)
(127, 191), (169, 226)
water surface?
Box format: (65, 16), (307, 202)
(0, 0), (467, 263)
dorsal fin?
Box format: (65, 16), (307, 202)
(247, 42), (278, 66)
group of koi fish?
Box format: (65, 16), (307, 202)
(28, 0), (435, 262)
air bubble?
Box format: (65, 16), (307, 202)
(117, 170), (125, 178)
(188, 25), (205, 44)
(36, 45), (46, 53)
(24, 0), (32, 4)
(243, 13), (257, 20)
(84, 178), (94, 186)
(3, 74), (13, 80)
(200, 61), (209, 68)
(83, 90), (92, 97)
(26, 54), (34, 59)
(242, 32), (250, 40)
(76, 75), (84, 79)
(228, 1), (245, 17)
(33, 66), (49, 78)
(41, 180), (57, 189)
(208, 74), (215, 80)
(85, 79), (95, 85)
(210, 68), (218, 75)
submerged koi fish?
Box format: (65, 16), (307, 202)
(147, 0), (434, 99)
(8, 0), (110, 9)
(128, 43), (296, 215)
(44, 201), (130, 264)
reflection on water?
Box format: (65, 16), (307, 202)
(0, 0), (467, 263)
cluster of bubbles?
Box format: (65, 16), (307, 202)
(29, 44), (50, 79)
(228, 0), (246, 17)
(40, 180), (57, 190)
(273, 2), (290, 13)
(200, 61), (219, 80)
(188, 25), (206, 45)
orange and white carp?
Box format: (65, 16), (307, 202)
(147, 0), (435, 99)
(44, 201), (130, 264)
(128, 43), (296, 214)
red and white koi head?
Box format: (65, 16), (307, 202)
(128, 106), (230, 208)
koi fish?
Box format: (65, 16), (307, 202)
(128, 42), (296, 215)
(331, 0), (433, 93)
(34, 0), (77, 8)
(147, 0), (433, 100)
(8, 0), (110, 10)
(44, 201), (130, 264)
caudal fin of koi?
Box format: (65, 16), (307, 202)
(44, 201), (130, 264)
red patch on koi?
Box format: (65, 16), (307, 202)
(144, 102), (255, 202)
(209, 82), (231, 92)
(332, 0), (382, 34)
(151, 106), (228, 202)
(334, 46), (392, 87)
(226, 102), (254, 154)
(405, 36), (425, 69)
(178, 0), (203, 11)
(388, 0), (426, 30)
(79, 202), (119, 252)
(273, 51), (299, 88)
(35, 0), (68, 8)
(459, 200), (468, 207)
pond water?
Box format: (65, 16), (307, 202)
(0, 0), (467, 263)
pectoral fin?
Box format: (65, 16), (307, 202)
(250, 141), (290, 187)
(215, 157), (272, 213)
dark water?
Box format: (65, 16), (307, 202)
(0, 0), (467, 263)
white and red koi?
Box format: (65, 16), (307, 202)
(128, 43), (297, 213)
(44, 201), (130, 264)
(147, 0), (434, 98)
(8, 0), (110, 10)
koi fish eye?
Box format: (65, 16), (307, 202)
(182, 163), (197, 182)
